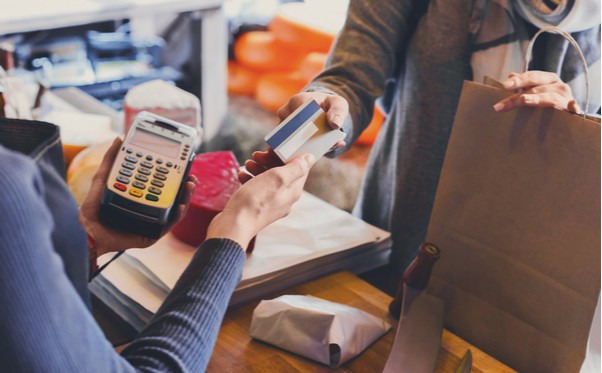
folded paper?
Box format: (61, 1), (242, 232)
(249, 295), (391, 367)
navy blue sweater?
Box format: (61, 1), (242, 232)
(0, 146), (246, 372)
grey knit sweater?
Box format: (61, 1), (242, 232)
(307, 0), (600, 271)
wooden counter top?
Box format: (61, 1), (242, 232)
(207, 271), (517, 372)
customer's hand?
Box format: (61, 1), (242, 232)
(207, 153), (315, 249)
(238, 148), (283, 184)
(79, 137), (196, 256)
(493, 71), (581, 113)
(278, 91), (349, 148)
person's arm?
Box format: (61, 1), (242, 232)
(285, 0), (412, 151)
(0, 150), (135, 372)
(0, 146), (312, 372)
(122, 152), (315, 371)
(120, 237), (246, 371)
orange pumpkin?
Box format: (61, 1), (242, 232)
(66, 139), (114, 205)
(63, 144), (89, 169)
(227, 60), (260, 96)
(299, 52), (328, 81)
(255, 72), (308, 113)
(233, 30), (304, 72)
(269, 2), (343, 54)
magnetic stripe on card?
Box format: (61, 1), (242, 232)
(266, 100), (321, 149)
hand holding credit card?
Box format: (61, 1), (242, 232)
(265, 100), (346, 163)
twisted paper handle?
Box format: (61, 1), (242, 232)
(524, 26), (590, 116)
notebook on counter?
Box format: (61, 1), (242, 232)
(89, 192), (391, 331)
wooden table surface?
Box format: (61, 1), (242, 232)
(207, 271), (517, 372)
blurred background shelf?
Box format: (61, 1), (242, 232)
(0, 0), (227, 143)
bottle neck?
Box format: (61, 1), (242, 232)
(403, 243), (441, 290)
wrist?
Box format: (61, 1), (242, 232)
(206, 211), (255, 251)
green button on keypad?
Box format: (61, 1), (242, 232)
(146, 194), (159, 202)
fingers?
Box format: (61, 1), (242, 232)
(277, 92), (349, 130)
(521, 92), (568, 108)
(495, 70), (577, 113)
(173, 180), (196, 224)
(238, 171), (253, 184)
(253, 148), (284, 168)
(213, 153), (316, 246)
(493, 93), (525, 112)
(244, 159), (268, 177)
(244, 152), (314, 187)
(165, 177), (196, 234)
(333, 139), (347, 150)
(277, 94), (311, 120)
(494, 91), (573, 112)
(180, 177), (196, 215)
(247, 91), (346, 184)
(323, 95), (349, 129)
(239, 148), (285, 183)
(567, 99), (582, 114)
(268, 153), (315, 187)
(502, 71), (560, 90)
(276, 106), (292, 121)
(92, 137), (122, 184)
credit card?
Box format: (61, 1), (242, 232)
(265, 99), (345, 163)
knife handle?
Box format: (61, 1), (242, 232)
(389, 242), (441, 319)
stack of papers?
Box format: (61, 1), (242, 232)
(89, 192), (391, 331)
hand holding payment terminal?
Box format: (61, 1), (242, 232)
(100, 111), (197, 238)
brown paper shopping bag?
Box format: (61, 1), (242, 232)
(426, 78), (600, 372)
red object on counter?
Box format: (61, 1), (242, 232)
(172, 151), (253, 249)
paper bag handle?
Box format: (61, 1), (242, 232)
(524, 26), (590, 116)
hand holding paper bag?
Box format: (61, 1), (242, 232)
(427, 28), (599, 372)
(427, 80), (600, 373)
(249, 295), (391, 367)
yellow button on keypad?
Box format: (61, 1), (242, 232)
(129, 189), (143, 198)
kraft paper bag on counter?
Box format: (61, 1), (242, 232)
(249, 295), (391, 367)
(426, 80), (600, 373)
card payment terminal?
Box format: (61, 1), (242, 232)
(100, 111), (197, 238)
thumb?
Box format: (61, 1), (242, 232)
(567, 99), (582, 114)
(323, 95), (349, 129)
(92, 137), (122, 185)
(279, 153), (315, 187)
(80, 137), (122, 215)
